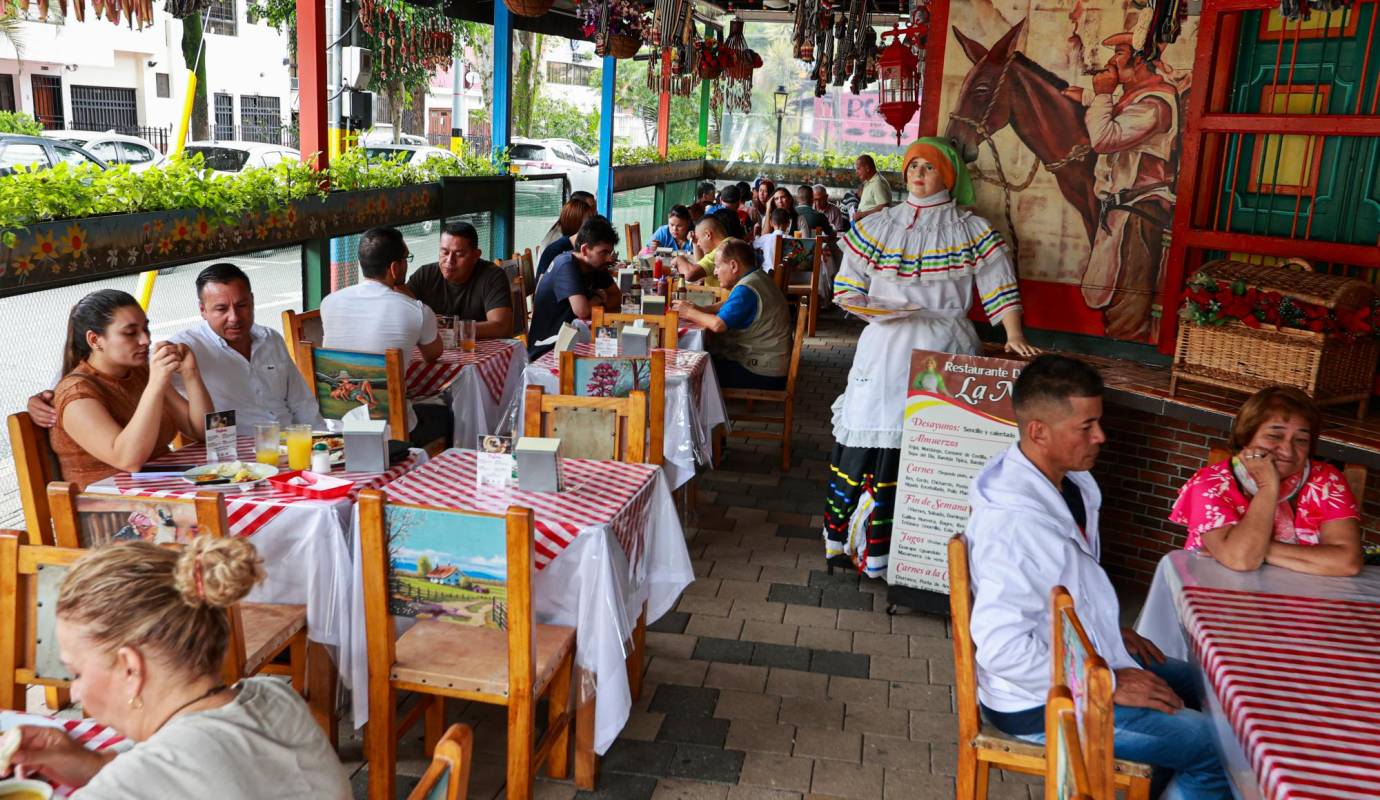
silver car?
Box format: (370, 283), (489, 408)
(43, 130), (166, 172)
(362, 144), (462, 166)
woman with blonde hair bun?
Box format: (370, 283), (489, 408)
(3, 536), (349, 799)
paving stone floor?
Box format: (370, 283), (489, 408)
(342, 312), (1045, 799)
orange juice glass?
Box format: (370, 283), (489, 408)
(285, 425), (313, 471)
(254, 423), (280, 466)
(459, 319), (477, 352)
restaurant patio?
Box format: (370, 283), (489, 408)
(1, 0), (1379, 796)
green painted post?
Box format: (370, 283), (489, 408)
(653, 183), (668, 232)
(698, 80), (710, 148)
(301, 238), (330, 310)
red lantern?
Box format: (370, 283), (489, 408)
(877, 24), (924, 145)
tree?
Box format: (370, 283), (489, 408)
(587, 60), (699, 146)
(417, 555), (433, 577)
(179, 13), (210, 140)
(527, 95), (598, 153)
(512, 30), (544, 137)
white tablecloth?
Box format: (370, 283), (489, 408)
(1134, 550), (1380, 800)
(442, 342), (527, 444)
(344, 451), (694, 754)
(516, 352), (727, 490)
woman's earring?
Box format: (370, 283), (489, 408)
(128, 695), (143, 710)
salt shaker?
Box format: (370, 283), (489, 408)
(310, 442), (332, 474)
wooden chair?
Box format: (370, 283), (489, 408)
(298, 344), (411, 443)
(499, 255), (530, 338)
(407, 723), (474, 800)
(359, 492), (579, 800)
(281, 308), (323, 365)
(774, 235), (823, 337)
(1051, 587), (1152, 800)
(719, 299), (808, 473)
(40, 483), (329, 733)
(1045, 687), (1097, 800)
(625, 222), (642, 259)
(946, 536), (1151, 800)
(518, 248), (536, 299)
(523, 386), (648, 465)
(1207, 446), (1367, 501)
(6, 413), (58, 545)
(590, 307), (679, 349)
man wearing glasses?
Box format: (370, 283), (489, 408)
(320, 226), (449, 446)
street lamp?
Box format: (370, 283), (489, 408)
(773, 85), (789, 164)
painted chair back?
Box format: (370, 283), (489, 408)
(589, 308), (678, 349)
(1045, 688), (1095, 800)
(299, 344), (407, 440)
(1050, 587), (1117, 800)
(407, 723), (474, 800)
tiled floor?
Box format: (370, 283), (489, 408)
(343, 312), (1044, 799)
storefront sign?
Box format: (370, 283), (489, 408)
(887, 349), (1023, 597)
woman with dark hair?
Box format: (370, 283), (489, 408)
(642, 205), (695, 255)
(49, 289), (213, 488)
(1170, 386), (1363, 576)
(536, 198), (598, 283)
(768, 188), (801, 234)
(748, 178), (775, 235)
(5, 537), (348, 797)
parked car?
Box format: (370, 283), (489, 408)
(362, 125), (427, 146)
(183, 141), (302, 174)
(508, 136), (598, 195)
(362, 144), (461, 166)
(0, 133), (108, 175)
(42, 130), (165, 172)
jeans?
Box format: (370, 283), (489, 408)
(409, 403), (453, 449)
(1019, 657), (1232, 800)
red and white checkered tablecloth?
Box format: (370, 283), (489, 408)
(405, 339), (520, 403)
(0, 714), (129, 797)
(1180, 585), (1380, 800)
(533, 343), (708, 398)
(93, 438), (421, 539)
(380, 449), (658, 571)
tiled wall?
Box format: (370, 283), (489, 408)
(1092, 403), (1380, 591)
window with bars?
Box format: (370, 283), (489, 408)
(214, 93), (234, 140)
(70, 86), (138, 132)
(546, 62), (597, 86)
(240, 94), (281, 143)
(31, 75), (63, 129)
(207, 0), (237, 35)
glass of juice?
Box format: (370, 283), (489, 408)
(285, 424), (313, 471)
(254, 423), (280, 466)
(459, 319), (477, 352)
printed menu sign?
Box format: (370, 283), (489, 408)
(886, 350), (1023, 596)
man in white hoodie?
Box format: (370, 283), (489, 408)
(966, 355), (1229, 799)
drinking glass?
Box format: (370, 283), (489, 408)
(459, 319), (477, 352)
(254, 423), (280, 466)
(285, 424), (313, 471)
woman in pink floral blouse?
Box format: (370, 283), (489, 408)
(1170, 386), (1363, 576)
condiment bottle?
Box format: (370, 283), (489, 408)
(310, 442), (332, 474)
(653, 257), (664, 280)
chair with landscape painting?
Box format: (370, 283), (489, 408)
(774, 234), (823, 336)
(946, 537), (1151, 800)
(624, 222), (642, 260)
(407, 723), (474, 800)
(37, 483), (329, 735)
(358, 492), (582, 800)
(281, 308), (324, 366)
(296, 344), (440, 454)
(589, 307), (678, 350)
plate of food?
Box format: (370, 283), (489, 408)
(181, 461), (278, 487)
(838, 301), (925, 318)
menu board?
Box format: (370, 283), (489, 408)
(886, 350), (1023, 597)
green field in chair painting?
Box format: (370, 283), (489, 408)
(313, 348), (392, 421)
(385, 504), (510, 630)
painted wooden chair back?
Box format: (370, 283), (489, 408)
(300, 344), (407, 440)
(46, 481), (221, 549)
(523, 386), (650, 465)
(1045, 688), (1095, 800)
(6, 412), (59, 545)
(407, 723), (474, 800)
(1050, 587), (1117, 800)
(589, 308), (679, 349)
(282, 308), (324, 365)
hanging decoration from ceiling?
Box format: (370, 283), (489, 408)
(718, 17), (763, 112)
(794, 0), (883, 98)
(647, 0), (699, 96)
(19, 0), (155, 27)
(578, 0), (651, 59)
(503, 0), (554, 20)
(357, 0), (454, 84)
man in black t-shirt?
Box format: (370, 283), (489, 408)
(405, 221), (514, 338)
(528, 216), (621, 360)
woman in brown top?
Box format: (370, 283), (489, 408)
(51, 289), (213, 488)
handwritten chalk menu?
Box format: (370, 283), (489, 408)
(886, 350), (1023, 596)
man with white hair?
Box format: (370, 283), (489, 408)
(811, 184), (848, 233)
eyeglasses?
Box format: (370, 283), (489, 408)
(406, 252), (415, 263)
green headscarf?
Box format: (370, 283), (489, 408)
(902, 137), (975, 206)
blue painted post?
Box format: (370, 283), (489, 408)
(491, 3), (515, 258)
(596, 55), (616, 217)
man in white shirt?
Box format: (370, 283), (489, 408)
(319, 227), (447, 447)
(966, 355), (1229, 799)
(26, 263), (322, 431)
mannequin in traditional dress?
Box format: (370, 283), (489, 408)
(823, 137), (1040, 579)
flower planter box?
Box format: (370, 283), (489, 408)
(612, 160), (706, 193)
(0, 183), (455, 298)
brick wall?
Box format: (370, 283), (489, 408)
(1092, 403), (1380, 592)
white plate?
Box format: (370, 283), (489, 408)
(839, 301), (925, 318)
(181, 461), (279, 488)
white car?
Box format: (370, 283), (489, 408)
(42, 130), (165, 172)
(363, 144), (461, 166)
(509, 136), (598, 195)
(362, 125), (427, 146)
(182, 141), (302, 174)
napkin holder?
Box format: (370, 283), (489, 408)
(343, 418), (388, 473)
(618, 268), (637, 293)
(515, 437), (564, 493)
(641, 294), (667, 315)
(620, 321), (653, 356)
(556, 322), (589, 353)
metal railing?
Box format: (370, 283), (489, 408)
(203, 123), (299, 148)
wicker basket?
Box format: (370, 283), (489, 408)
(597, 34), (641, 59)
(1170, 258), (1379, 418)
(503, 0), (553, 16)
